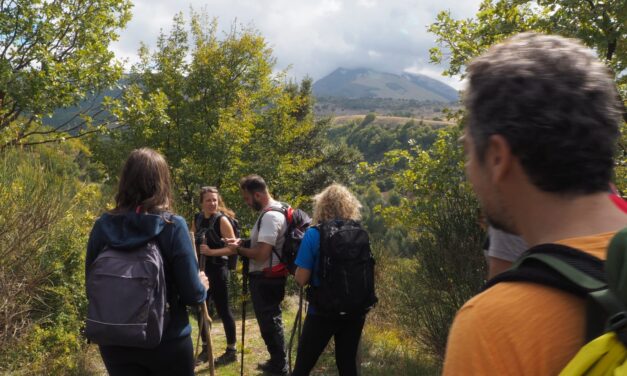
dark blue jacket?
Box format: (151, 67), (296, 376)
(86, 211), (207, 341)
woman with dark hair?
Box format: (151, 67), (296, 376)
(86, 148), (208, 376)
(192, 186), (238, 366)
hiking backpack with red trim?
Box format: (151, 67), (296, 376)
(258, 202), (312, 274)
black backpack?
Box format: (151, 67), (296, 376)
(307, 219), (378, 316)
(258, 202), (312, 274)
(195, 212), (240, 270)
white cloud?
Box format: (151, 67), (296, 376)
(110, 0), (483, 88)
(404, 65), (465, 90)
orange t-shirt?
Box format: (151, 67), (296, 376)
(443, 232), (615, 376)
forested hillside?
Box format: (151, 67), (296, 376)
(0, 0), (625, 375)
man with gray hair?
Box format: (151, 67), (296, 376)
(443, 32), (626, 374)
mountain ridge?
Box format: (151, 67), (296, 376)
(312, 67), (459, 103)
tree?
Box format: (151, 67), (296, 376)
(0, 0), (132, 149)
(429, 1), (625, 84)
(428, 0), (627, 191)
(91, 11), (361, 222)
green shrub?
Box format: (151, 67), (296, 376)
(361, 112), (377, 126)
(397, 196), (485, 362)
(373, 125), (486, 364)
(0, 146), (104, 374)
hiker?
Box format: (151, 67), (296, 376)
(192, 186), (238, 366)
(291, 183), (376, 376)
(443, 32), (627, 375)
(221, 175), (290, 376)
(85, 148), (209, 376)
(485, 226), (527, 278)
(486, 187), (627, 278)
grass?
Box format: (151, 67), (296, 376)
(84, 294), (437, 376)
(331, 115), (454, 129)
(193, 295), (304, 376)
(360, 325), (439, 376)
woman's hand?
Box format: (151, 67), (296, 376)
(225, 238), (242, 253)
(198, 271), (209, 290)
(225, 237), (242, 247)
(199, 243), (217, 256)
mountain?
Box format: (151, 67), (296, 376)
(312, 68), (458, 103)
(42, 81), (125, 132)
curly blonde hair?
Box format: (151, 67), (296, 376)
(312, 184), (362, 223)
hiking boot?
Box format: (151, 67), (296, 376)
(257, 360), (288, 376)
(195, 346), (208, 366)
(214, 348), (237, 366)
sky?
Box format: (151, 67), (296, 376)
(111, 0), (484, 90)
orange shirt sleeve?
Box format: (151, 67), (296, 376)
(443, 301), (508, 375)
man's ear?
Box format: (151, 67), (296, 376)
(485, 134), (513, 183)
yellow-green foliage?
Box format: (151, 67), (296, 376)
(0, 146), (104, 375)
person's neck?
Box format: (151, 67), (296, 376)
(259, 195), (273, 210)
(202, 210), (216, 218)
(515, 190), (627, 246)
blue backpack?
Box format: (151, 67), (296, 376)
(85, 240), (169, 348)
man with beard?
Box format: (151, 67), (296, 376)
(443, 32), (627, 375)
(227, 174), (289, 376)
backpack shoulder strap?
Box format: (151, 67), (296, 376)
(194, 212), (204, 231)
(484, 243), (606, 295)
(208, 212), (223, 231)
(154, 212), (179, 308)
(317, 221), (335, 279)
(256, 204), (289, 266)
(484, 243), (627, 342)
(256, 204), (288, 231)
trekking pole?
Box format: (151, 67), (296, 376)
(190, 232), (216, 376)
(298, 286), (304, 339)
(193, 234), (204, 364)
(240, 257), (249, 376)
(288, 287), (304, 373)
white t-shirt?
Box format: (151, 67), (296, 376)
(487, 226), (528, 262)
(249, 200), (288, 273)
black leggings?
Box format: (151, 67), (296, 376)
(292, 313), (366, 376)
(199, 262), (236, 345)
(100, 335), (194, 376)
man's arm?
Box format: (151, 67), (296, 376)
(230, 241), (273, 262)
(443, 304), (506, 375)
(231, 209), (284, 262)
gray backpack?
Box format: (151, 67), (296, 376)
(85, 240), (169, 348)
